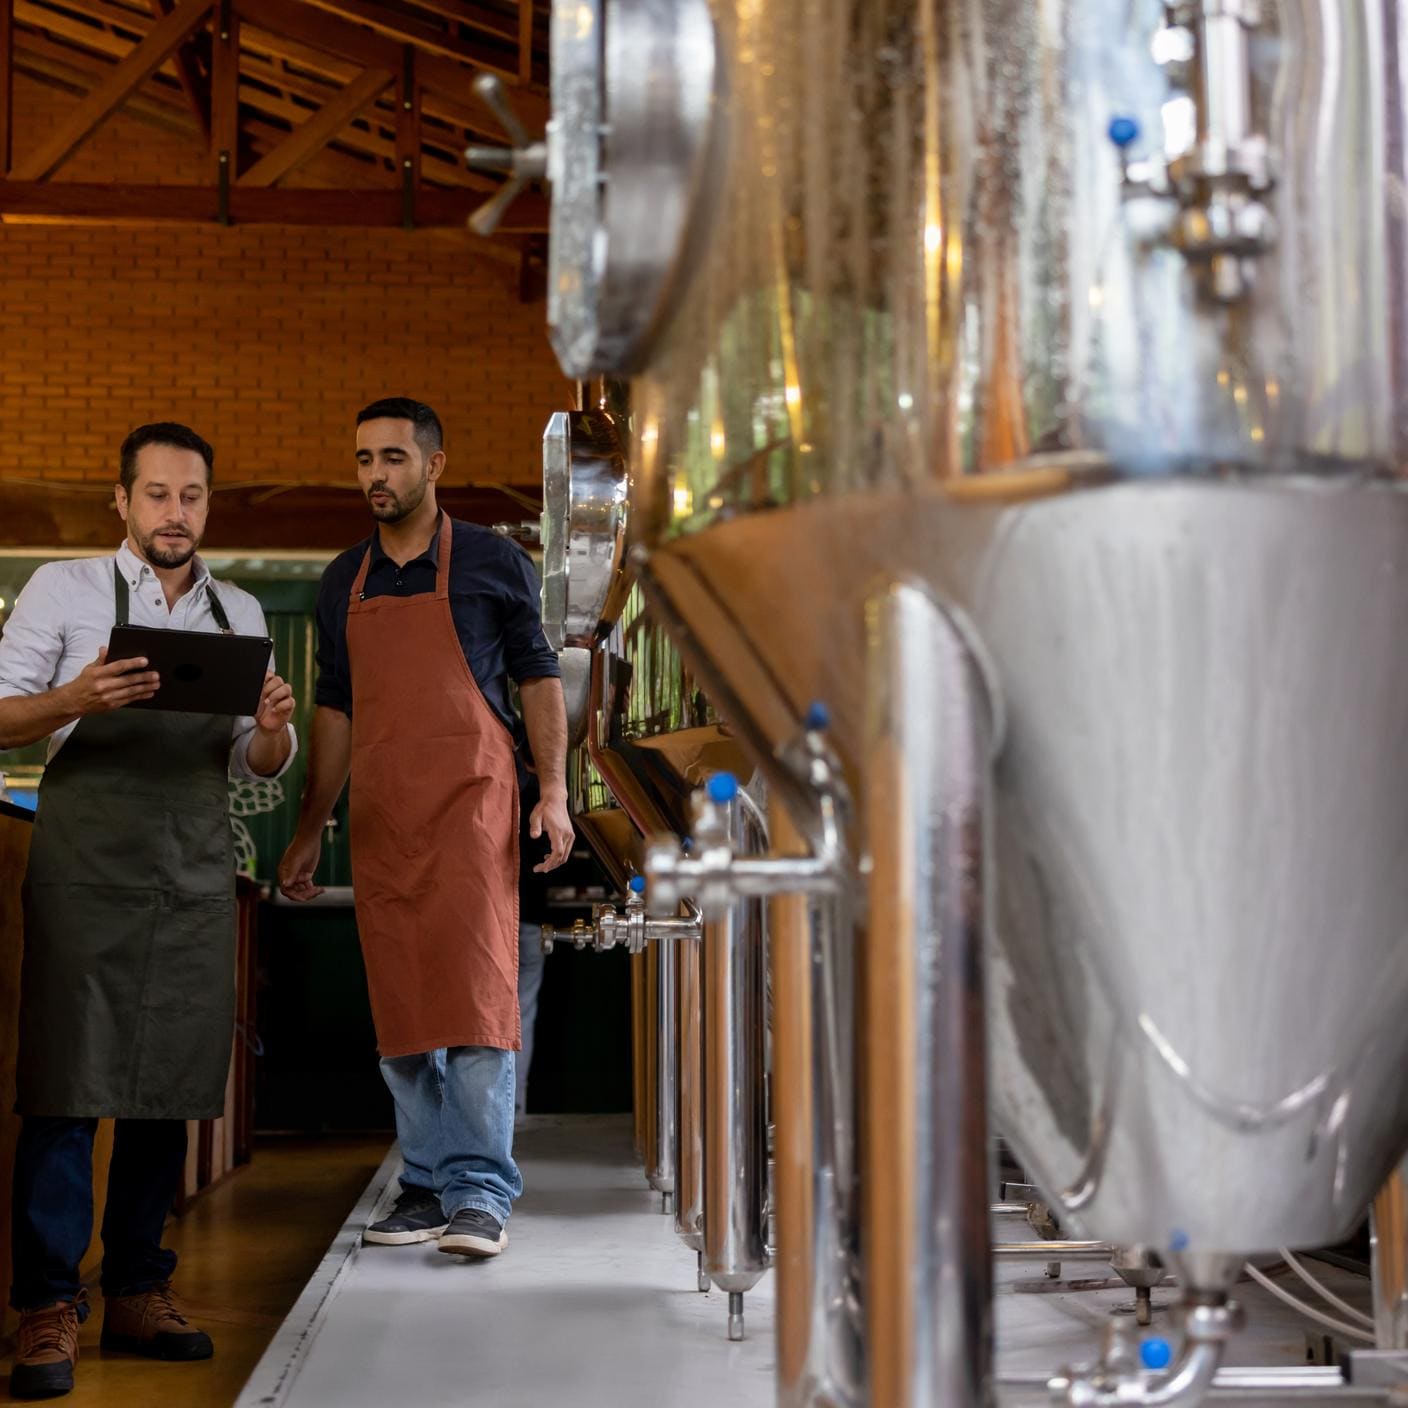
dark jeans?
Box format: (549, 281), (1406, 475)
(9, 1116), (187, 1312)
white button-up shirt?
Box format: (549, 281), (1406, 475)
(0, 542), (298, 779)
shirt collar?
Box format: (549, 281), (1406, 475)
(116, 540), (211, 592)
(369, 511), (443, 569)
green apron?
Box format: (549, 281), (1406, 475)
(16, 562), (240, 1120)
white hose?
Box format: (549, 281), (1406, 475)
(1278, 1249), (1375, 1330)
(1243, 1262), (1375, 1344)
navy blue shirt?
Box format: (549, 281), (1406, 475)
(314, 516), (560, 750)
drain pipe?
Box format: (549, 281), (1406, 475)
(1047, 1299), (1241, 1407)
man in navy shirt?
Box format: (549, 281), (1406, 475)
(278, 398), (571, 1259)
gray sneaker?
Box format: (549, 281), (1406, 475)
(438, 1208), (508, 1258)
(364, 1186), (448, 1245)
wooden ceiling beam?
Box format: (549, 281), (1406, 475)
(235, 74), (492, 190)
(16, 0), (519, 138)
(233, 0), (545, 127)
(400, 0), (517, 44)
(13, 34), (196, 135)
(237, 62), (390, 186)
(148, 0), (209, 141)
(12, 32), (430, 187)
(0, 176), (547, 227)
(1, 0), (14, 174)
(296, 0), (513, 74)
(13, 0), (211, 178)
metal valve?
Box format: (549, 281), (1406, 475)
(644, 707), (848, 919)
(463, 74), (548, 236)
(541, 879), (702, 956)
(1111, 0), (1275, 301)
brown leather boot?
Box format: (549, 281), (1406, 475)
(10, 1296), (82, 1400)
(99, 1283), (212, 1362)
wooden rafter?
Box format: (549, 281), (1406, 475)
(238, 62), (390, 186)
(211, 0), (234, 194)
(13, 0), (542, 137)
(148, 0), (209, 141)
(14, 0), (211, 179)
(2, 0), (550, 238)
(402, 0), (518, 44)
(0, 177), (547, 228)
(298, 0), (514, 74)
(1, 0), (13, 174)
(234, 0), (547, 127)
(395, 42), (418, 225)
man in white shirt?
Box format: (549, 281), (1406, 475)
(0, 422), (298, 1401)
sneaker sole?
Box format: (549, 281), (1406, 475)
(438, 1230), (508, 1258)
(362, 1224), (449, 1246)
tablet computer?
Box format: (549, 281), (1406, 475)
(106, 625), (272, 716)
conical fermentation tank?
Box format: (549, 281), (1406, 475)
(533, 0), (1408, 1311)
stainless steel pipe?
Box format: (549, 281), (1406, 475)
(701, 795), (770, 1339)
(645, 937), (677, 1207)
(863, 582), (994, 1407)
(675, 933), (705, 1259)
(770, 802), (864, 1408)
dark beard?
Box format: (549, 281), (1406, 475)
(368, 472), (428, 523)
(141, 531), (198, 568)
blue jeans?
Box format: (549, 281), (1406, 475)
(379, 1046), (522, 1225)
(9, 1117), (186, 1311)
(516, 922), (545, 1115)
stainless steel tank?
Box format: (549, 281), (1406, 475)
(540, 408), (769, 1286)
(512, 0), (1408, 1401)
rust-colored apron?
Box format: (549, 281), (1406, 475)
(346, 514), (520, 1058)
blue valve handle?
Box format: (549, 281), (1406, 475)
(629, 875), (646, 894)
(1139, 1338), (1173, 1372)
(804, 700), (831, 731)
(707, 772), (739, 804)
(1108, 115), (1141, 149)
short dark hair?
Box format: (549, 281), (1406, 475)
(356, 398), (444, 458)
(119, 422), (214, 493)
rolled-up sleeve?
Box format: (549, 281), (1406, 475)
(0, 563), (67, 704)
(501, 544), (561, 683)
(229, 600), (299, 781)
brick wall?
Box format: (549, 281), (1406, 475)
(0, 75), (572, 494)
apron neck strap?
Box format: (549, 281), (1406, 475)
(205, 583), (233, 634)
(350, 544), (373, 603)
(113, 560), (129, 627)
(113, 559), (233, 633)
(435, 513), (452, 600)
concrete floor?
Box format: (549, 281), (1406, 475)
(239, 1116), (1394, 1408)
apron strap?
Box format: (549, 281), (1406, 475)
(112, 561), (129, 627)
(113, 559), (234, 634)
(205, 582), (234, 635)
(434, 513), (452, 601)
(349, 545), (374, 604)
